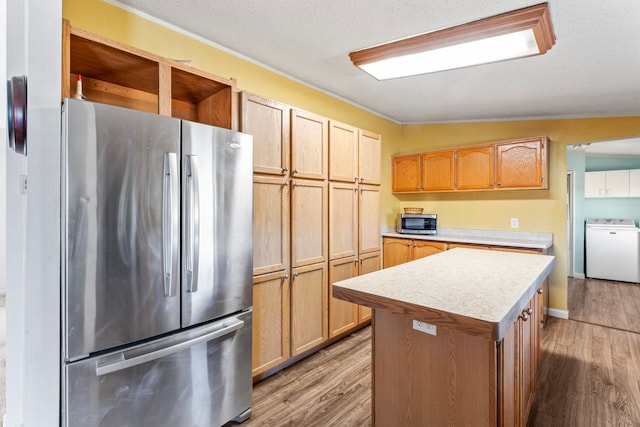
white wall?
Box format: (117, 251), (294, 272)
(5, 0), (62, 425)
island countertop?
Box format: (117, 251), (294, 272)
(333, 248), (555, 341)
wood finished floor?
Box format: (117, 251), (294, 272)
(239, 279), (640, 427)
(568, 276), (640, 334)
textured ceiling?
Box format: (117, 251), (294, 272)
(108, 0), (640, 126)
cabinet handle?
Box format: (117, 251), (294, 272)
(282, 167), (289, 173)
(496, 182), (501, 186)
(359, 258), (363, 263)
(416, 186), (420, 190)
(525, 307), (533, 315)
(360, 177), (364, 183)
(293, 272), (299, 277)
(282, 181), (289, 187)
(283, 274), (289, 279)
(413, 243), (417, 247)
(536, 288), (543, 294)
(519, 312), (529, 321)
(293, 169), (298, 174)
(354, 176), (359, 183)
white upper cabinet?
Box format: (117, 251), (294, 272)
(584, 170), (630, 198)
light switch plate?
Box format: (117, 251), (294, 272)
(413, 320), (437, 336)
(510, 218), (519, 228)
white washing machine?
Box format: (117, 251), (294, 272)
(586, 218), (640, 283)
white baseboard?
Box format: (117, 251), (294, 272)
(571, 273), (585, 279)
(545, 307), (569, 319)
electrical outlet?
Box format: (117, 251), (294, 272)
(413, 320), (437, 336)
(510, 218), (519, 228)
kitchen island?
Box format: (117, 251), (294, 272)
(333, 248), (555, 426)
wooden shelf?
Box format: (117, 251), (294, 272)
(62, 20), (236, 129)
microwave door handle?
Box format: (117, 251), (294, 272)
(162, 153), (178, 297)
(185, 155), (200, 293)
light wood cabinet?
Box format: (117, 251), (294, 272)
(252, 272), (290, 376)
(392, 154), (421, 192)
(456, 145), (495, 190)
(422, 150), (455, 191)
(241, 93), (290, 175)
(357, 251), (381, 323)
(329, 120), (359, 183)
(291, 179), (328, 267)
(291, 109), (328, 180)
(291, 262), (328, 356)
(329, 183), (358, 260)
(496, 137), (548, 189)
(62, 21), (235, 129)
(359, 130), (382, 184)
(252, 175), (290, 276)
(392, 137), (549, 193)
(359, 185), (381, 254)
(382, 237), (446, 268)
(585, 170), (630, 197)
(329, 257), (359, 338)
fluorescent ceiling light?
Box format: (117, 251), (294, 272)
(350, 3), (555, 80)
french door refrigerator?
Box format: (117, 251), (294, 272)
(61, 98), (253, 426)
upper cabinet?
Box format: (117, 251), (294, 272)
(329, 121), (359, 183)
(585, 169), (631, 198)
(392, 137), (549, 193)
(241, 93), (290, 175)
(456, 145), (495, 190)
(62, 21), (236, 129)
(496, 138), (548, 189)
(359, 130), (382, 185)
(291, 109), (328, 180)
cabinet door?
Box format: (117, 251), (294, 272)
(422, 151), (455, 191)
(497, 322), (518, 427)
(329, 182), (358, 260)
(496, 138), (547, 189)
(359, 130), (381, 184)
(241, 93), (290, 175)
(413, 241), (447, 260)
(519, 296), (537, 426)
(252, 272), (290, 376)
(456, 146), (495, 190)
(358, 251), (381, 323)
(630, 169), (640, 197)
(383, 237), (412, 268)
(291, 109), (328, 180)
(329, 257), (359, 338)
(585, 171), (606, 197)
(392, 155), (421, 192)
(359, 185), (381, 255)
(329, 120), (359, 182)
(291, 179), (328, 267)
(253, 175), (290, 275)
(605, 169), (630, 197)
(291, 262), (328, 356)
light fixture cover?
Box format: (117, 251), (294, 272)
(350, 3), (555, 80)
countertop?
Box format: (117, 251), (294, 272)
(333, 248), (556, 341)
(382, 227), (553, 250)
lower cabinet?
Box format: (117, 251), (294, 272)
(329, 251), (381, 337)
(382, 237), (447, 268)
(499, 291), (542, 426)
(252, 271), (290, 377)
(291, 262), (328, 356)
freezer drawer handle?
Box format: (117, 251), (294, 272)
(163, 152), (179, 297)
(185, 155), (200, 293)
(95, 319), (245, 376)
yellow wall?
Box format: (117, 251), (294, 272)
(63, 0), (640, 314)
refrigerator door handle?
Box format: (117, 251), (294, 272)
(95, 318), (245, 376)
(163, 152), (179, 297)
(185, 155), (200, 293)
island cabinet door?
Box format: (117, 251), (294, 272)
(373, 310), (498, 426)
(497, 322), (518, 427)
(328, 257), (359, 338)
(290, 262), (328, 356)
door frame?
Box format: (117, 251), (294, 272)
(566, 171), (575, 277)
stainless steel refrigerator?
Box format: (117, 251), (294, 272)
(61, 98), (253, 426)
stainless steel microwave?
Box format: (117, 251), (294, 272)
(397, 213), (437, 235)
